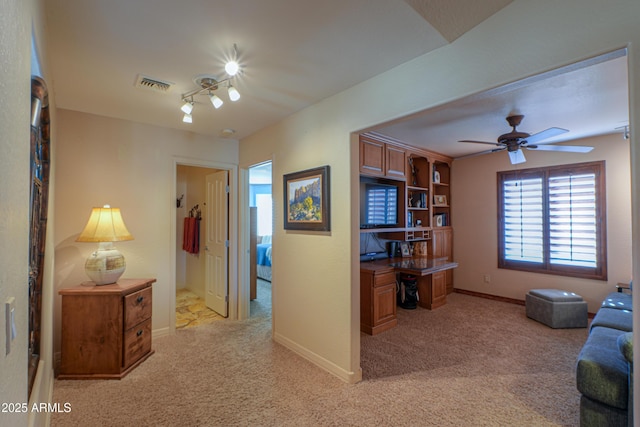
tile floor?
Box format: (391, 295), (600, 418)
(176, 288), (222, 329)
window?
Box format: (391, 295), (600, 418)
(497, 161), (607, 280)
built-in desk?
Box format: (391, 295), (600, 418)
(360, 257), (458, 335)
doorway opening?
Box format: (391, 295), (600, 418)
(175, 164), (230, 329)
(248, 161), (273, 318)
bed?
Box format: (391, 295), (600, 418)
(256, 235), (272, 282)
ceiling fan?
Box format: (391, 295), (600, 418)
(459, 113), (593, 164)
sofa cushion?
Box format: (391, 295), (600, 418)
(577, 326), (629, 409)
(601, 292), (633, 311)
(590, 307), (633, 332)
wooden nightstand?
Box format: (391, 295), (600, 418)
(58, 278), (155, 379)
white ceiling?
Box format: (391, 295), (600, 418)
(44, 0), (628, 157)
(372, 51), (629, 158)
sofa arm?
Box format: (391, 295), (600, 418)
(616, 281), (632, 294)
(618, 332), (633, 363)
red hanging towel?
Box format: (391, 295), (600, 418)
(192, 218), (200, 254)
(182, 217), (200, 254)
(183, 217), (191, 251)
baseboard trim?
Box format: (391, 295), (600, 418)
(152, 326), (171, 339)
(273, 332), (362, 384)
(453, 288), (525, 306)
(453, 288), (595, 317)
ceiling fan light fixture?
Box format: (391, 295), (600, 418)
(508, 149), (526, 164)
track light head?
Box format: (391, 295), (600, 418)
(182, 113), (192, 123)
(225, 60), (239, 76)
(209, 93), (223, 109)
(180, 100), (194, 115)
(228, 85), (240, 102)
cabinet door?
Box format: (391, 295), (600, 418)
(360, 138), (385, 176)
(431, 271), (447, 308)
(373, 283), (397, 326)
(386, 145), (406, 179)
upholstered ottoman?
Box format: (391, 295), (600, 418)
(525, 289), (588, 328)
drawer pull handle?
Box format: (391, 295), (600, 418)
(137, 330), (143, 337)
(137, 296), (144, 303)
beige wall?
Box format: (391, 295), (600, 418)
(0, 0), (58, 425)
(241, 0), (640, 385)
(453, 134), (631, 312)
(53, 110), (238, 347)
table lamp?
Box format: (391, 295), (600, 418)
(76, 205), (134, 285)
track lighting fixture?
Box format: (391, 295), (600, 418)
(179, 46), (242, 124)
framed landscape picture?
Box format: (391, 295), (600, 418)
(283, 165), (330, 231)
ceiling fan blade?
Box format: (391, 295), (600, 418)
(455, 147), (506, 160)
(508, 149), (526, 164)
(525, 127), (569, 144)
(526, 144), (593, 153)
(458, 139), (502, 146)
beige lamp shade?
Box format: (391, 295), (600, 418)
(76, 206), (134, 243)
(76, 205), (133, 285)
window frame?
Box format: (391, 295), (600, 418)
(497, 161), (607, 280)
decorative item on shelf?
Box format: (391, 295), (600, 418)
(434, 195), (447, 206)
(400, 242), (412, 257)
(407, 211), (413, 227)
(433, 169), (441, 184)
(433, 214), (447, 227)
(408, 156), (418, 186)
(76, 205), (134, 285)
(180, 44), (242, 124)
(414, 241), (428, 256)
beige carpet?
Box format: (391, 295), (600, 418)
(51, 283), (587, 426)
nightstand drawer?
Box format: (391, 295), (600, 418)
(123, 318), (152, 368)
(124, 287), (152, 330)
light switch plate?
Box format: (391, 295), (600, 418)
(5, 297), (15, 356)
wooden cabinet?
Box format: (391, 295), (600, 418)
(59, 278), (155, 379)
(360, 266), (398, 335)
(417, 271), (447, 310)
(432, 228), (454, 293)
(360, 134), (406, 180)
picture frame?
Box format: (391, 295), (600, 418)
(283, 165), (330, 231)
(434, 214), (444, 227)
(433, 195), (447, 206)
(433, 170), (441, 184)
(400, 242), (411, 257)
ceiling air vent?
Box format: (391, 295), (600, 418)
(134, 74), (173, 93)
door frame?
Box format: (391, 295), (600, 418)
(170, 157), (239, 333)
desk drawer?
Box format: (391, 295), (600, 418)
(124, 287), (152, 330)
(373, 271), (396, 287)
(123, 318), (152, 368)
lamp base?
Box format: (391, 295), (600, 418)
(85, 242), (126, 285)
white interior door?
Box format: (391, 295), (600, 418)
(205, 170), (229, 317)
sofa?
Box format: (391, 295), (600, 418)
(576, 284), (633, 426)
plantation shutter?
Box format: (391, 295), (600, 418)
(366, 186), (397, 225)
(497, 161), (605, 280)
(502, 176), (544, 263)
(548, 171), (598, 268)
